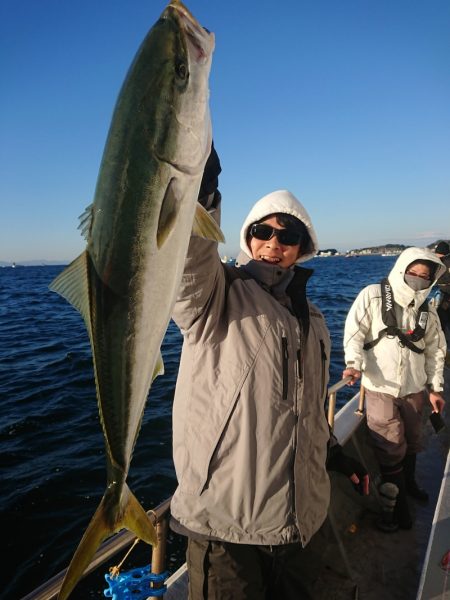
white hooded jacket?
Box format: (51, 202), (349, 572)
(344, 247), (446, 396)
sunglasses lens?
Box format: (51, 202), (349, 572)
(250, 224), (301, 246)
(250, 224), (273, 240)
(278, 230), (301, 245)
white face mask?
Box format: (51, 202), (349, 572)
(404, 274), (431, 291)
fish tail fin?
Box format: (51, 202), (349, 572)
(58, 484), (157, 600)
(121, 483), (159, 546)
(193, 202), (225, 242)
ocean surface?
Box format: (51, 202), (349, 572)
(0, 255), (397, 599)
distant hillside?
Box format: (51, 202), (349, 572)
(349, 239), (450, 255)
(347, 243), (409, 255)
(0, 260), (68, 267)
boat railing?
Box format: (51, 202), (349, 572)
(326, 376), (365, 429)
(22, 377), (365, 600)
(21, 497), (172, 600)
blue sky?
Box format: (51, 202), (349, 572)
(1, 0), (449, 263)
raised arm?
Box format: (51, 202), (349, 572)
(172, 143), (226, 333)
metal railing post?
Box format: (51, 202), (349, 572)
(356, 385), (365, 415)
(326, 376), (353, 430)
(327, 391), (337, 429)
(150, 513), (169, 595)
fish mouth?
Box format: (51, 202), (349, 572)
(167, 0), (215, 62)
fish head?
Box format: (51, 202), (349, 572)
(150, 0), (215, 175)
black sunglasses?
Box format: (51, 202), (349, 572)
(249, 223), (302, 246)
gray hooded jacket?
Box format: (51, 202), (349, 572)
(170, 190), (331, 546)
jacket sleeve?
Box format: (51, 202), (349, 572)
(423, 306), (446, 392)
(343, 287), (374, 371)
(172, 196), (225, 333)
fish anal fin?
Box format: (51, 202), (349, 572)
(193, 203), (225, 243)
(49, 252), (92, 336)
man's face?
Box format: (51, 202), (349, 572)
(249, 216), (301, 268)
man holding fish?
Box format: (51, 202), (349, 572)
(50, 1), (367, 597)
(170, 145), (369, 598)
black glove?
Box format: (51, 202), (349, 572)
(198, 141), (221, 208)
(327, 448), (369, 496)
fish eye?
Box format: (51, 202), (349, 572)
(175, 60), (188, 80)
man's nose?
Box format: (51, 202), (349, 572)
(266, 236), (280, 248)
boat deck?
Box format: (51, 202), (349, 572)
(21, 370), (450, 600)
(164, 370), (450, 600)
(312, 371), (450, 600)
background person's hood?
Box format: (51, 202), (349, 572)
(388, 246), (446, 307)
(239, 190), (319, 263)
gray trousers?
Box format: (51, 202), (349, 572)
(365, 389), (426, 466)
(186, 536), (323, 600)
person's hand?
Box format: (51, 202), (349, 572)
(349, 471), (370, 496)
(429, 391), (445, 414)
(327, 451), (370, 496)
(342, 367), (361, 385)
(198, 141), (221, 208)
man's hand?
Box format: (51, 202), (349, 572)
(327, 451), (370, 496)
(349, 471), (370, 496)
(342, 367), (361, 385)
(429, 391), (445, 414)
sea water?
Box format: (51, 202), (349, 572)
(0, 255), (396, 599)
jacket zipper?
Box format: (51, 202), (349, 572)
(320, 339), (327, 398)
(296, 349), (302, 381)
(282, 336), (289, 400)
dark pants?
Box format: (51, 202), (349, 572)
(187, 538), (322, 600)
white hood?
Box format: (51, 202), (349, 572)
(239, 190), (319, 264)
(388, 246), (446, 307)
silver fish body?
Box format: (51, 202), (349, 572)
(50, 2), (222, 598)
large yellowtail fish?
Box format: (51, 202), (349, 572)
(50, 2), (222, 598)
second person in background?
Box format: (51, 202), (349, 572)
(343, 247), (446, 532)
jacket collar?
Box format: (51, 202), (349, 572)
(235, 251), (295, 292)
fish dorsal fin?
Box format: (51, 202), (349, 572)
(49, 251), (92, 335)
(193, 202), (226, 242)
(152, 352), (165, 381)
(78, 204), (94, 241)
(157, 179), (179, 249)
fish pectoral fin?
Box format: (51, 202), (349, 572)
(193, 202), (225, 242)
(58, 485), (157, 600)
(153, 352), (165, 381)
(49, 251), (93, 337)
(157, 178), (179, 248)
